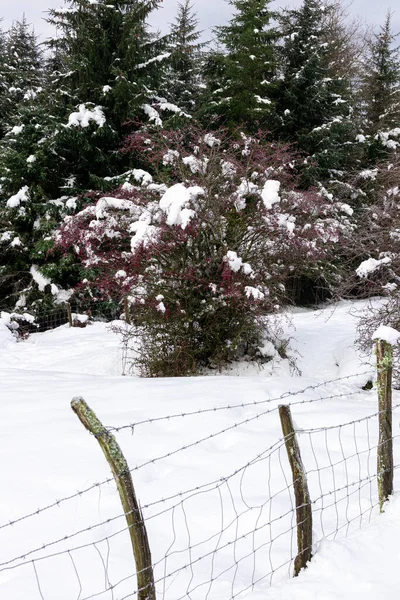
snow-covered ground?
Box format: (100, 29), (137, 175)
(0, 300), (399, 599)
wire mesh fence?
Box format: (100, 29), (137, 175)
(1, 299), (123, 334)
(0, 372), (398, 599)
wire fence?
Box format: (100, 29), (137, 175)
(0, 370), (398, 599)
(2, 299), (123, 334)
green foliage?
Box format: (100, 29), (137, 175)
(164, 0), (206, 114)
(46, 0), (169, 128)
(277, 0), (357, 182)
(202, 0), (279, 129)
(361, 11), (400, 136)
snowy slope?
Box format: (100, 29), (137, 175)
(0, 300), (398, 599)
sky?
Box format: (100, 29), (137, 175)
(1, 0), (399, 43)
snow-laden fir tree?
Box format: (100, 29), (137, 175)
(0, 17), (43, 138)
(0, 0), (182, 310)
(360, 12), (400, 148)
(0, 24), (7, 138)
(202, 0), (279, 129)
(47, 0), (173, 130)
(277, 0), (357, 181)
(164, 0), (206, 114)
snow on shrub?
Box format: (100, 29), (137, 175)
(0, 311), (37, 339)
(55, 124), (350, 375)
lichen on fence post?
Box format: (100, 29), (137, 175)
(71, 397), (156, 600)
(279, 404), (312, 577)
(375, 338), (394, 512)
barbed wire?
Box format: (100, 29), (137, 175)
(2, 397), (398, 600)
(0, 373), (372, 533)
(104, 370), (374, 433)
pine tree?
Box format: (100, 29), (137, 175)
(4, 16), (44, 105)
(0, 0), (176, 310)
(361, 12), (400, 137)
(0, 23), (7, 138)
(0, 17), (43, 138)
(277, 0), (357, 181)
(203, 0), (279, 129)
(165, 0), (205, 114)
(47, 0), (170, 129)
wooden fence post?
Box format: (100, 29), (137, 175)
(66, 302), (73, 327)
(71, 397), (156, 600)
(279, 404), (312, 576)
(123, 296), (131, 325)
(376, 339), (394, 511)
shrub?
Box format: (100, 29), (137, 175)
(55, 124), (349, 375)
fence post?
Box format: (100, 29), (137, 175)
(66, 302), (73, 327)
(376, 339), (394, 511)
(279, 404), (312, 576)
(71, 397), (156, 600)
(123, 296), (131, 325)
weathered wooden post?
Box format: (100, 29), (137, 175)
(123, 296), (131, 325)
(71, 397), (156, 600)
(279, 404), (312, 576)
(66, 302), (73, 327)
(372, 326), (398, 511)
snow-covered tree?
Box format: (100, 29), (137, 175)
(277, 0), (357, 180)
(0, 17), (43, 138)
(164, 0), (205, 114)
(0, 0), (182, 310)
(202, 0), (279, 129)
(362, 12), (400, 134)
(47, 0), (173, 129)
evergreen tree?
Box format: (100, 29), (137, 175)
(277, 0), (357, 181)
(3, 16), (43, 105)
(361, 12), (400, 137)
(165, 0), (205, 114)
(0, 22), (7, 138)
(0, 0), (176, 310)
(202, 0), (279, 129)
(47, 0), (170, 129)
(0, 16), (43, 138)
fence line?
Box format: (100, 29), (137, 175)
(1, 369), (399, 599)
(0, 372), (372, 534)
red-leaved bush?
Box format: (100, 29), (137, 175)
(55, 124), (352, 375)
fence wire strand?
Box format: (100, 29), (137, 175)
(1, 380), (399, 600)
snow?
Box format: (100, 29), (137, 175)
(1, 300), (400, 599)
(182, 155), (209, 174)
(262, 180), (281, 210)
(244, 285), (265, 300)
(10, 124), (24, 135)
(6, 185), (29, 208)
(67, 104), (106, 128)
(159, 183), (203, 229)
(129, 217), (157, 251)
(356, 256), (391, 278)
(203, 133), (221, 147)
(142, 103), (162, 127)
(266, 495), (400, 600)
(71, 313), (90, 324)
(136, 52), (171, 69)
(371, 325), (400, 345)
(10, 236), (22, 247)
(225, 250), (244, 272)
(29, 264), (51, 292)
(94, 197), (134, 219)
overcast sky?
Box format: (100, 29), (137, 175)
(1, 0), (399, 43)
